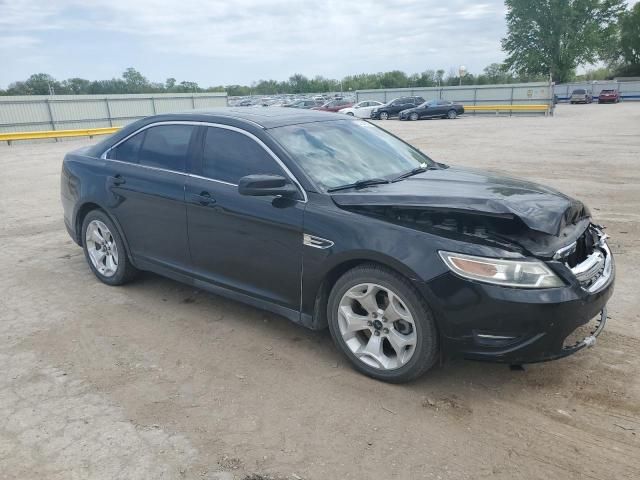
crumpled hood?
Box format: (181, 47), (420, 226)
(331, 167), (590, 236)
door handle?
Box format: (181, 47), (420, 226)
(107, 174), (126, 186)
(191, 191), (216, 206)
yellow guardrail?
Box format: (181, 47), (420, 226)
(0, 105), (551, 144)
(0, 126), (120, 144)
(464, 104), (549, 112)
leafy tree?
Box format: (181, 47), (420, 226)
(502, 0), (626, 83)
(575, 67), (613, 81)
(61, 77), (92, 94)
(178, 81), (200, 92)
(27, 73), (60, 94)
(165, 77), (176, 90)
(122, 67), (150, 93)
(619, 3), (640, 65)
(607, 3), (640, 76)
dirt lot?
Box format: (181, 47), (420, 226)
(1, 103), (639, 480)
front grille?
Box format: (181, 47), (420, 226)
(564, 226), (599, 268)
(555, 225), (611, 292)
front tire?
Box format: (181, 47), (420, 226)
(327, 264), (439, 383)
(81, 210), (137, 286)
(379, 111), (389, 120)
(346, 112), (354, 116)
(409, 112), (419, 121)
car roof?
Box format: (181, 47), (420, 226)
(85, 107), (353, 158)
(160, 107), (348, 129)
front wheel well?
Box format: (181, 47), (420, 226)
(311, 259), (417, 330)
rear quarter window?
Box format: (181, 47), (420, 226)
(107, 131), (144, 163)
(137, 125), (195, 172)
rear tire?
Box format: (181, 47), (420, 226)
(346, 112), (354, 116)
(327, 264), (439, 383)
(447, 109), (457, 119)
(81, 210), (138, 286)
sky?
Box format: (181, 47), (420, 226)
(0, 0), (635, 89)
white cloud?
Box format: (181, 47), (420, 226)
(0, 0), (510, 86)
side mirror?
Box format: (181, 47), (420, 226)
(238, 174), (298, 198)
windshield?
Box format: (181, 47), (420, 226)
(269, 120), (433, 190)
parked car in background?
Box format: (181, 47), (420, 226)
(61, 108), (614, 383)
(399, 100), (465, 120)
(570, 89), (593, 104)
(285, 99), (322, 109)
(237, 99), (253, 107)
(598, 89), (620, 104)
(370, 96), (425, 119)
(338, 100), (384, 118)
(312, 99), (354, 112)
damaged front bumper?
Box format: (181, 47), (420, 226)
(419, 226), (615, 364)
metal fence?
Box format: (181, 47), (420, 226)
(356, 82), (553, 114)
(553, 81), (640, 102)
(0, 93), (228, 133)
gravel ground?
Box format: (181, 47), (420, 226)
(1, 103), (639, 480)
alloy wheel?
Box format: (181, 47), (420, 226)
(337, 283), (417, 370)
(85, 220), (119, 277)
(380, 112), (389, 120)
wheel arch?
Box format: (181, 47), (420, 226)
(309, 255), (423, 330)
(75, 202), (136, 266)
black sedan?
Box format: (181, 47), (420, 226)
(399, 99), (465, 120)
(61, 108), (614, 383)
(369, 96), (425, 120)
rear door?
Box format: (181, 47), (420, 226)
(105, 123), (196, 271)
(185, 125), (305, 310)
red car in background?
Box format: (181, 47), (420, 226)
(312, 99), (354, 112)
(598, 89), (620, 103)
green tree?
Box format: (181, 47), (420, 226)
(165, 77), (176, 90)
(23, 73), (60, 95)
(122, 67), (149, 93)
(61, 77), (92, 94)
(502, 0), (625, 83)
(610, 3), (640, 76)
(620, 3), (640, 65)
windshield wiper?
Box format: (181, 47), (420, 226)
(391, 166), (430, 182)
(327, 178), (391, 193)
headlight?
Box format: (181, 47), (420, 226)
(439, 251), (564, 288)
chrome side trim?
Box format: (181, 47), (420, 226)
(303, 234), (334, 249)
(476, 334), (516, 340)
(105, 157), (187, 176)
(188, 173), (237, 187)
(100, 120), (308, 203)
